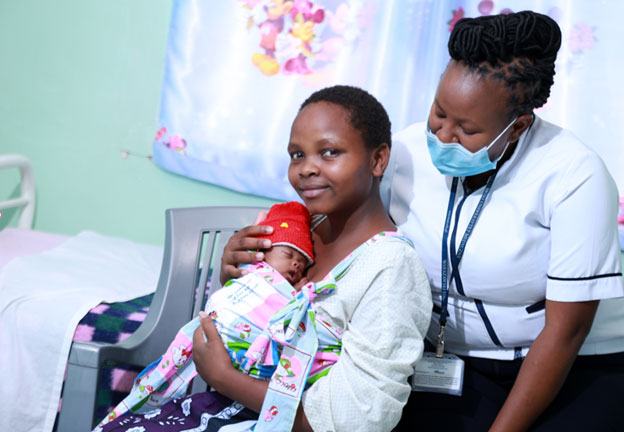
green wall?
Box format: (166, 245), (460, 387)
(0, 1), (274, 245)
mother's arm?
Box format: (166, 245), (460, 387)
(489, 300), (598, 432)
(193, 314), (314, 431)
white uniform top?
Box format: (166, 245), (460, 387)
(382, 116), (624, 360)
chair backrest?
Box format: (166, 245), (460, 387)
(103, 206), (265, 366)
(0, 154), (35, 229)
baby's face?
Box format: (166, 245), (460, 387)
(264, 245), (308, 285)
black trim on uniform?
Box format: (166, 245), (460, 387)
(525, 299), (546, 313)
(547, 272), (622, 281)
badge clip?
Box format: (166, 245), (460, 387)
(436, 325), (445, 358)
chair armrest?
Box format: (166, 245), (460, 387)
(68, 206), (265, 368)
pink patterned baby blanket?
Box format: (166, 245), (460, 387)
(97, 261), (342, 427)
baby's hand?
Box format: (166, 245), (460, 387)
(294, 277), (309, 291)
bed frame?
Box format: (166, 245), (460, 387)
(0, 154), (35, 228)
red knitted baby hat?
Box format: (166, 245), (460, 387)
(259, 201), (314, 264)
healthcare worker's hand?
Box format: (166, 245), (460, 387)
(220, 211), (273, 284)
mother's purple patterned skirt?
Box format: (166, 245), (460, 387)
(98, 391), (258, 432)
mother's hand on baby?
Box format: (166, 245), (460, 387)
(192, 312), (234, 390)
(220, 224), (274, 284)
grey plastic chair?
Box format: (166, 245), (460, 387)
(57, 206), (264, 431)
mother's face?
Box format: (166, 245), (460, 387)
(427, 60), (527, 158)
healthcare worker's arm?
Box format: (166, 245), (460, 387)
(491, 152), (622, 432)
(489, 300), (598, 432)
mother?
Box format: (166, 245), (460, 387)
(225, 10), (624, 431)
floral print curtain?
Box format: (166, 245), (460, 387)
(152, 0), (624, 200)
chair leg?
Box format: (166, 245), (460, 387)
(57, 362), (99, 432)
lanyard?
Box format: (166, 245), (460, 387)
(437, 174), (497, 357)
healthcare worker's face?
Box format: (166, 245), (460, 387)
(427, 60), (528, 159)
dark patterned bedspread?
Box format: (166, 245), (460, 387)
(78, 294), (154, 421)
(54, 294), (154, 429)
(54, 268), (213, 430)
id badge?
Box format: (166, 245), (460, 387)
(411, 352), (464, 396)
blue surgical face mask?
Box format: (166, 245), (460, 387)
(426, 118), (516, 177)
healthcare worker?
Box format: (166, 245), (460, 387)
(390, 10), (624, 432)
(222, 10), (624, 432)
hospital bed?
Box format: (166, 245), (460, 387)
(0, 154), (263, 430)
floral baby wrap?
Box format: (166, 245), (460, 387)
(97, 260), (343, 430)
(96, 232), (409, 431)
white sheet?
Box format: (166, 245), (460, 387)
(0, 231), (163, 432)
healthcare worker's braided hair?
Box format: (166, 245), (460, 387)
(448, 10), (561, 117)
